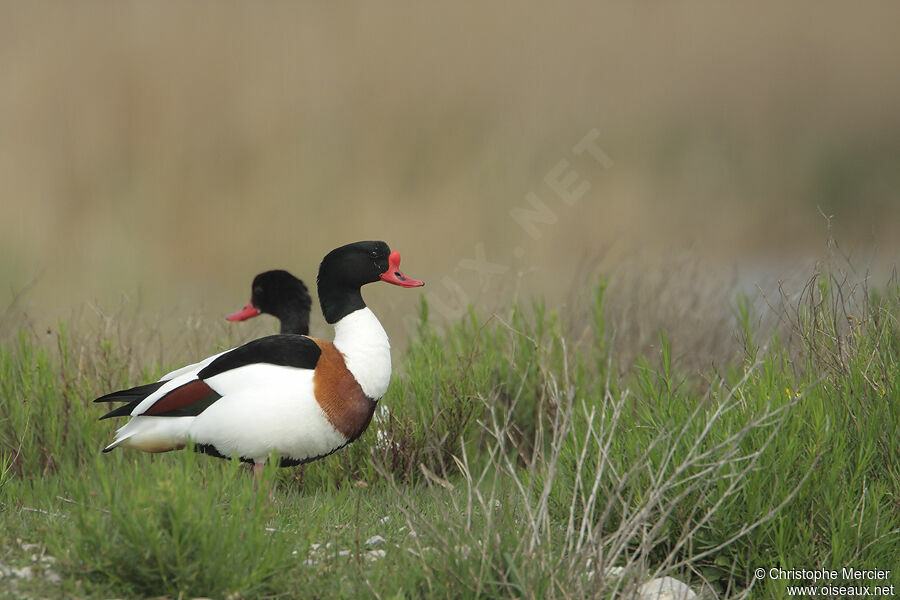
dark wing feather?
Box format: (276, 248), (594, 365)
(96, 381), (167, 420)
(142, 380), (222, 417)
(197, 334), (322, 379)
(94, 381), (166, 404)
(98, 380), (222, 420)
(99, 401), (142, 420)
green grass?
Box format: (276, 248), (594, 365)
(1, 267), (898, 599)
(55, 450), (297, 598)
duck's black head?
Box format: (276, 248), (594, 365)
(317, 241), (424, 324)
(226, 269), (312, 335)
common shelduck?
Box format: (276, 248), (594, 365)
(225, 269), (312, 335)
(95, 241), (424, 473)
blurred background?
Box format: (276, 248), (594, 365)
(2, 2), (899, 354)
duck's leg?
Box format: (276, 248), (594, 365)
(296, 464), (305, 492)
(251, 461), (277, 499)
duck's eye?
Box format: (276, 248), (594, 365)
(370, 250), (379, 258)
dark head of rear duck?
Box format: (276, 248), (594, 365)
(226, 269), (312, 335)
(96, 241), (424, 473)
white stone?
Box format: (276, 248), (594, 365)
(365, 549), (387, 562)
(638, 576), (697, 600)
(587, 565), (626, 581)
(365, 535), (386, 547)
(44, 570), (62, 584)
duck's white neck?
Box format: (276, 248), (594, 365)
(332, 307), (392, 400)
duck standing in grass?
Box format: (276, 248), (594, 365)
(225, 269), (312, 336)
(96, 241), (424, 474)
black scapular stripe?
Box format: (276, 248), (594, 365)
(97, 334), (320, 421)
(197, 334), (322, 379)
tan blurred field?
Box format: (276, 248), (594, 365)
(2, 1), (899, 353)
